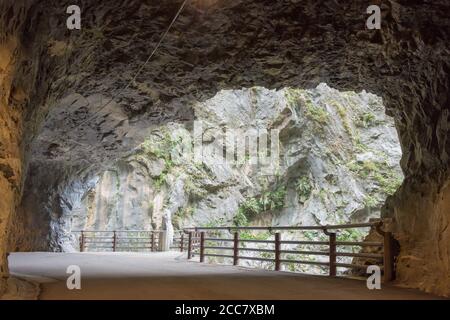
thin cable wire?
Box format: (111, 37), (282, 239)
(72, 0), (189, 131)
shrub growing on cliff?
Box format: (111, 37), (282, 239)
(357, 112), (377, 128)
(348, 159), (402, 195)
(239, 198), (262, 218)
(295, 176), (312, 203)
(363, 195), (378, 208)
(235, 185), (287, 225)
(141, 130), (176, 164)
(305, 100), (329, 125)
(233, 211), (248, 226)
(260, 186), (286, 211)
(285, 89), (329, 131)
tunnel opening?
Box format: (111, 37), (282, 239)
(35, 83), (404, 278)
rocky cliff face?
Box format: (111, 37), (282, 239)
(56, 84), (402, 256)
(0, 34), (23, 295)
(0, 1), (47, 296)
(0, 0), (449, 297)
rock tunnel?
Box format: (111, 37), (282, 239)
(0, 0), (449, 298)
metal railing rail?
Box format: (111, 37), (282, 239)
(182, 220), (396, 282)
(183, 221), (377, 231)
(72, 230), (163, 252)
(171, 231), (187, 252)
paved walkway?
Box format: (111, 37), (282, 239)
(8, 252), (441, 300)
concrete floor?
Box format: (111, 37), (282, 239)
(8, 252), (441, 300)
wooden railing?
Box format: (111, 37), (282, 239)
(182, 221), (396, 281)
(171, 231), (187, 252)
(73, 230), (163, 252)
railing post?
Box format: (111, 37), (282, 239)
(383, 231), (395, 282)
(159, 231), (163, 252)
(180, 233), (184, 252)
(233, 232), (239, 266)
(328, 232), (337, 277)
(187, 232), (193, 259)
(80, 231), (85, 252)
(151, 233), (155, 252)
(112, 231), (117, 252)
(200, 232), (205, 263)
(376, 222), (397, 282)
(275, 232), (281, 271)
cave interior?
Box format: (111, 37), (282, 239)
(0, 0), (449, 297)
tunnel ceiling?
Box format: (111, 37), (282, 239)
(1, 0), (448, 176)
(1, 0), (450, 296)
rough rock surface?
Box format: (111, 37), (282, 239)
(58, 85), (402, 259)
(0, 0), (449, 296)
(0, 277), (40, 300)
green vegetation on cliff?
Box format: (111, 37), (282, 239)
(295, 176), (313, 203)
(347, 159), (402, 195)
(285, 88), (329, 130)
(234, 185), (287, 226)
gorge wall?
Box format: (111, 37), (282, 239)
(0, 0), (449, 297)
(57, 85), (402, 256)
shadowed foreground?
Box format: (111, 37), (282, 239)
(8, 252), (441, 300)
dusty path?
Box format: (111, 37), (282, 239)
(8, 252), (441, 300)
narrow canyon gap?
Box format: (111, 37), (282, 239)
(0, 0), (449, 296)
